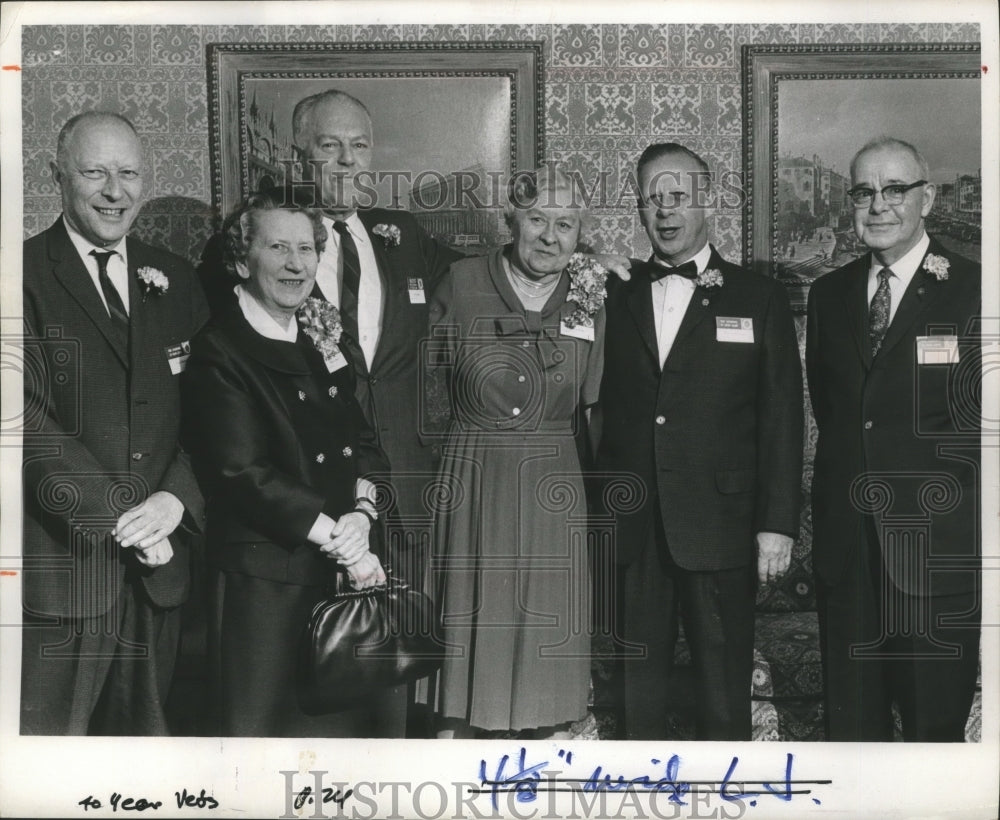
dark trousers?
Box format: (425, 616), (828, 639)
(619, 519), (756, 741)
(21, 576), (179, 736)
(212, 570), (407, 737)
(817, 519), (980, 742)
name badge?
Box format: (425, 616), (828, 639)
(560, 320), (594, 342)
(917, 335), (960, 365)
(323, 349), (349, 373)
(408, 277), (426, 304)
(165, 341), (191, 375)
(716, 317), (754, 343)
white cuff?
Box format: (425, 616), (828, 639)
(307, 512), (337, 545)
(354, 477), (377, 505)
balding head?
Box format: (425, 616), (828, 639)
(51, 111), (145, 248)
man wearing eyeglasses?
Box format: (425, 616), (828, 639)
(596, 142), (803, 740)
(806, 137), (981, 741)
(21, 111), (208, 734)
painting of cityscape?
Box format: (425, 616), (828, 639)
(243, 75), (515, 254)
(775, 77), (980, 309)
(208, 43), (544, 257)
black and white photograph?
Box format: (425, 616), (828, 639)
(0, 1), (997, 818)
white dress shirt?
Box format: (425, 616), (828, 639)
(314, 212), (383, 368)
(867, 231), (930, 325)
(64, 217), (130, 316)
(651, 242), (713, 368)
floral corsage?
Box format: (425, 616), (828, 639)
(372, 223), (402, 247)
(695, 268), (724, 289)
(136, 266), (169, 299)
(563, 253), (609, 329)
(297, 297), (343, 364)
(922, 253), (950, 281)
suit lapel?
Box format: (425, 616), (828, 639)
(127, 237), (157, 376)
(877, 244), (946, 361)
(841, 254), (872, 370)
(357, 211), (393, 374)
(48, 220), (128, 368)
(624, 261), (659, 366)
(662, 246), (723, 367)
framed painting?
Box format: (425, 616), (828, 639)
(207, 41), (545, 251)
(742, 43), (982, 311)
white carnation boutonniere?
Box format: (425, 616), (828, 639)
(563, 252), (609, 329)
(695, 268), (724, 289)
(922, 253), (950, 281)
(372, 223), (402, 248)
(136, 266), (169, 300)
(297, 297), (343, 366)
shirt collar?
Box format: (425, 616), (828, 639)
(234, 284), (299, 342)
(323, 211), (369, 246)
(868, 231), (930, 289)
(63, 215), (129, 269)
(652, 242), (712, 276)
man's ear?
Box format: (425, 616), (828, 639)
(920, 182), (936, 218)
(50, 161), (62, 188)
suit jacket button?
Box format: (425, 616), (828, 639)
(655, 415), (666, 425)
(864, 420), (873, 430)
(131, 452), (143, 461)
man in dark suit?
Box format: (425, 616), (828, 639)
(806, 137), (981, 742)
(21, 111), (208, 734)
(597, 143), (803, 740)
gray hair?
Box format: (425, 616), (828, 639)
(503, 164), (591, 230)
(850, 136), (930, 181)
(291, 89), (373, 149)
(223, 190), (327, 277)
(55, 110), (141, 168)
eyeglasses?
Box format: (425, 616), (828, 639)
(640, 191), (691, 209)
(847, 180), (927, 208)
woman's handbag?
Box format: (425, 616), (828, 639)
(297, 573), (443, 714)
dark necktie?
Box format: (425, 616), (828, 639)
(91, 250), (129, 350)
(869, 267), (893, 358)
(649, 259), (698, 282)
(332, 221), (361, 343)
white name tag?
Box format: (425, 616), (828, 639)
(165, 341), (190, 375)
(408, 277), (426, 304)
(560, 320), (594, 342)
(917, 335), (960, 365)
(716, 317), (754, 343)
(324, 349), (349, 373)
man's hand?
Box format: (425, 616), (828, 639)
(132, 537), (174, 568)
(318, 511), (371, 566)
(114, 491), (184, 549)
(591, 253), (632, 282)
(756, 531), (793, 584)
(344, 551), (386, 589)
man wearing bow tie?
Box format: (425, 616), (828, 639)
(806, 137), (981, 741)
(596, 142), (803, 740)
(21, 111), (208, 734)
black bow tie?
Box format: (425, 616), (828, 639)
(649, 259), (698, 282)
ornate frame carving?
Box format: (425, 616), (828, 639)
(742, 42), (981, 311)
(207, 41), (545, 220)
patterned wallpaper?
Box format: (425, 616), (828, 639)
(18, 21), (982, 613)
(21, 22), (981, 266)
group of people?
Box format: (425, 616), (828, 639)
(21, 87), (981, 745)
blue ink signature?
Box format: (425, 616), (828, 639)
(477, 749), (829, 810)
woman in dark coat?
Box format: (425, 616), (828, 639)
(183, 192), (404, 737)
